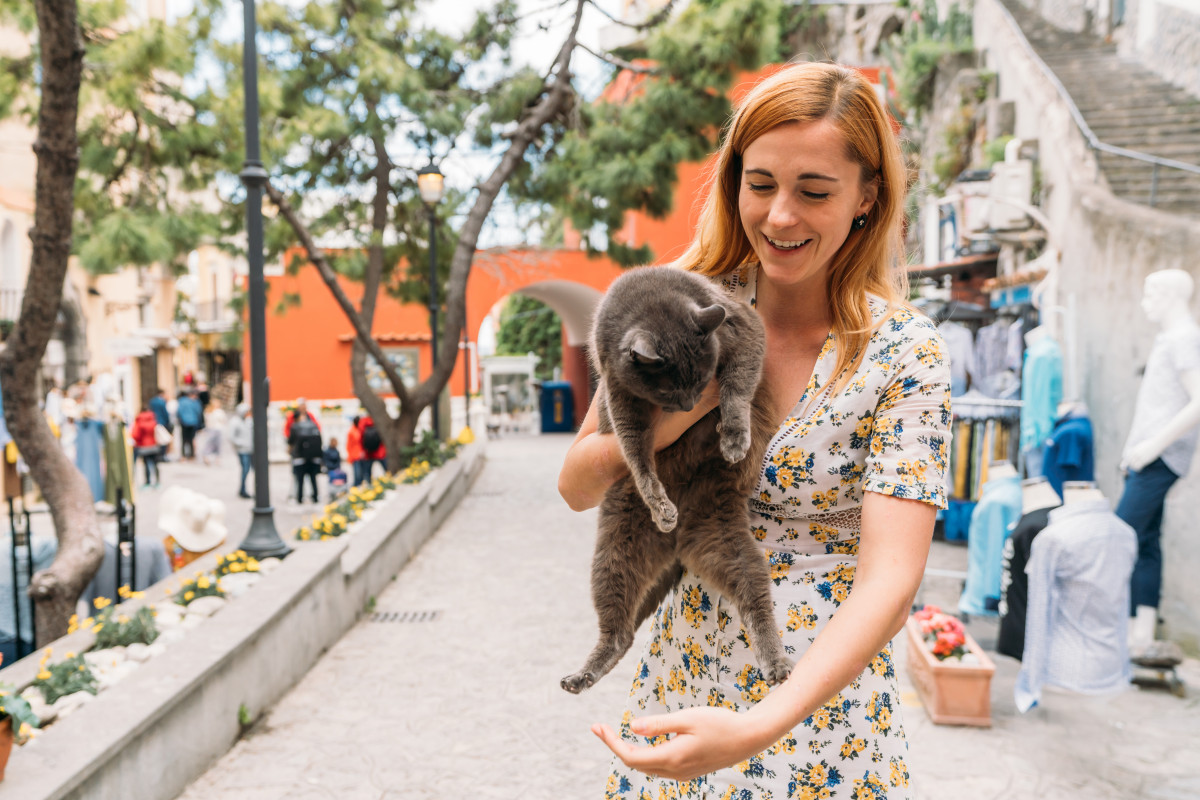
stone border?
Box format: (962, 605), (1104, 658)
(0, 440), (485, 799)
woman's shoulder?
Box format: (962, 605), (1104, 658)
(868, 295), (941, 342)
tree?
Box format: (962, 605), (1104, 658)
(0, 0), (101, 647)
(194, 0), (792, 469)
(495, 295), (562, 381)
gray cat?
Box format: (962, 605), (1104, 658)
(561, 267), (793, 694)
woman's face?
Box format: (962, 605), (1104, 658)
(738, 120), (876, 293)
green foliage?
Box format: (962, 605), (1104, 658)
(0, 688), (38, 739)
(92, 604), (159, 649)
(175, 573), (226, 606)
(529, 0), (790, 266)
(983, 135), (1015, 167)
(932, 104), (974, 191)
(882, 0), (974, 121)
(494, 295), (561, 381)
(237, 703), (252, 728)
(33, 651), (99, 705)
(398, 429), (462, 469)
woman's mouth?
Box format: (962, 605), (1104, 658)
(765, 235), (812, 252)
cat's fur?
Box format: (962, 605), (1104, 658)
(561, 267), (793, 694)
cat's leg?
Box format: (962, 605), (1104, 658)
(633, 561), (683, 629)
(561, 498), (677, 694)
(679, 509), (793, 685)
(714, 335), (764, 464)
(608, 392), (677, 532)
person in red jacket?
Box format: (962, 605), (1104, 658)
(358, 415), (387, 483)
(130, 406), (161, 488)
(345, 415), (365, 487)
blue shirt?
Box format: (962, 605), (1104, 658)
(1043, 414), (1095, 496)
(177, 396), (202, 427)
(959, 475), (1023, 616)
(149, 395), (170, 428)
(1015, 499), (1136, 712)
(1020, 336), (1063, 451)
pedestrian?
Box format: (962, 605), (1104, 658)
(176, 389), (203, 461)
(285, 398), (322, 504)
(148, 386), (172, 459)
(323, 437), (347, 500)
(229, 403), (254, 498)
(561, 62), (950, 793)
(43, 379), (64, 430)
(345, 414), (365, 487)
(358, 415), (386, 483)
(130, 404), (161, 488)
(200, 400), (227, 466)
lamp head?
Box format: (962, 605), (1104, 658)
(417, 163), (445, 206)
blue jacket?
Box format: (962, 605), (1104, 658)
(177, 396), (202, 427)
(149, 395), (170, 428)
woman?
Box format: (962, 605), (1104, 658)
(130, 405), (160, 488)
(346, 415), (365, 487)
(229, 403), (254, 498)
(559, 63), (950, 797)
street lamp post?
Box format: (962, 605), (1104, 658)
(416, 164), (445, 438)
(238, 0), (290, 559)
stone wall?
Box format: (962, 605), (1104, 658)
(1118, 0), (1200, 97)
(975, 0), (1200, 651)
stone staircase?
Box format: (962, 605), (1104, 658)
(999, 0), (1200, 217)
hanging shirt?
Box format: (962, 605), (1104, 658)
(938, 320), (977, 396)
(1020, 336), (1063, 452)
(975, 320), (1012, 397)
(1042, 413), (1095, 496)
(959, 474), (1023, 616)
(1123, 324), (1200, 478)
(1015, 499), (1137, 712)
(997, 505), (1055, 660)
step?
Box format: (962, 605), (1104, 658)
(1082, 106), (1200, 126)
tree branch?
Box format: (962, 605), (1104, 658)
(585, 0), (677, 31)
(576, 41), (659, 74)
(264, 179), (413, 405)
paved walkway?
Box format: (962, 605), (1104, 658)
(173, 434), (1200, 799)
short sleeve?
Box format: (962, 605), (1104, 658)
(861, 318), (952, 509)
(1168, 329), (1200, 375)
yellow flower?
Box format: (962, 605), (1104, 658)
(229, 563), (244, 573)
(118, 615), (130, 624)
(93, 597), (111, 610)
(184, 591), (195, 602)
(93, 624), (104, 633)
(36, 670), (51, 681)
(197, 576), (211, 590)
(65, 651), (76, 659)
(118, 585), (131, 599)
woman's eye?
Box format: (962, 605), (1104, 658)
(803, 192), (830, 200)
(747, 183), (773, 192)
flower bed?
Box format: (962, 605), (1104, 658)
(905, 606), (996, 727)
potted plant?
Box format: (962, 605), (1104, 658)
(0, 656), (41, 780)
(905, 605), (996, 727)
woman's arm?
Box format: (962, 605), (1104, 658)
(592, 491), (936, 779)
(558, 381), (721, 512)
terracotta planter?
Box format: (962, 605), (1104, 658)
(0, 717), (13, 781)
(905, 616), (996, 727)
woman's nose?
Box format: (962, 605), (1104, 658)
(768, 194), (800, 229)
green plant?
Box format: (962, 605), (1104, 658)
(32, 649), (98, 705)
(238, 703), (251, 727)
(365, 595), (377, 614)
(0, 655), (40, 742)
(92, 604), (159, 650)
(215, 550), (262, 577)
(882, 0), (975, 120)
(983, 135), (1015, 168)
(175, 572), (226, 606)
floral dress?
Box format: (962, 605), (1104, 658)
(605, 265), (951, 800)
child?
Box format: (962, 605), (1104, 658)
(323, 437), (348, 500)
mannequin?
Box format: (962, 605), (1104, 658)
(1022, 476), (1062, 515)
(1062, 480), (1106, 505)
(989, 460), (1018, 481)
(1116, 269), (1200, 618)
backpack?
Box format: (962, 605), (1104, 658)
(291, 415), (322, 460)
(361, 422), (382, 453)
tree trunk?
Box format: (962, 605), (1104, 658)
(0, 0), (103, 647)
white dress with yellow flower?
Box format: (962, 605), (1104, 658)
(605, 265), (951, 800)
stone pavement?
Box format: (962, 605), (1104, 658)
(172, 434), (1200, 799)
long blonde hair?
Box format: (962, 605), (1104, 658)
(675, 62), (910, 386)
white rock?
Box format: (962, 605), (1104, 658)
(84, 648), (125, 671)
(125, 643), (150, 663)
(159, 628), (185, 645)
(181, 614), (206, 630)
(257, 557), (282, 574)
(153, 604), (185, 627)
(51, 690), (95, 719)
(27, 694), (57, 726)
(219, 572), (261, 598)
(185, 595), (227, 617)
(98, 660), (140, 689)
(145, 642), (167, 659)
(960, 652), (980, 665)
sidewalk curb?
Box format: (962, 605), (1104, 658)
(1, 440), (486, 800)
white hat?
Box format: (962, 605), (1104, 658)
(159, 486), (228, 552)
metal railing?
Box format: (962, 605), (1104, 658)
(994, 0), (1200, 207)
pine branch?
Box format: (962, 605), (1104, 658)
(576, 41), (659, 74)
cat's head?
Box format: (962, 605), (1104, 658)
(613, 304), (726, 411)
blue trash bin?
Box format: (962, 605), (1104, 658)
(540, 381), (575, 433)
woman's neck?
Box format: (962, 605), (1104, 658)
(756, 269), (832, 334)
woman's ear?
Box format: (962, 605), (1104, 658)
(858, 177), (879, 216)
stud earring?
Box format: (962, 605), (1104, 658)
(852, 214), (868, 231)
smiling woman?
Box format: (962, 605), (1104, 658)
(559, 62), (950, 799)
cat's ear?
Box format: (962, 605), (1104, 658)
(695, 304), (726, 335)
(629, 334), (663, 365)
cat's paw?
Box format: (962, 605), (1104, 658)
(560, 671), (596, 694)
(719, 426), (751, 463)
(651, 498), (678, 532)
(761, 657), (795, 686)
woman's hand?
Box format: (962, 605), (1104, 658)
(591, 707), (775, 782)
